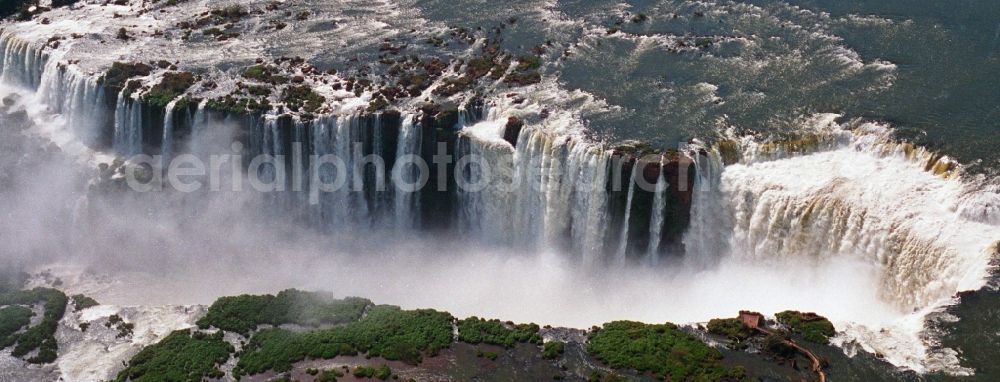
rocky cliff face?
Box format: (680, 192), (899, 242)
(0, 0), (703, 263)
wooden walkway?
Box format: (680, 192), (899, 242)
(755, 327), (826, 382)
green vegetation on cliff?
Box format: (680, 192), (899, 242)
(707, 318), (754, 343)
(71, 294), (99, 311)
(282, 85), (325, 113)
(0, 305), (32, 348)
(457, 317), (542, 347)
(542, 340), (565, 360)
(503, 55), (543, 86)
(587, 321), (745, 381)
(235, 305), (454, 377)
(0, 287), (68, 363)
(102, 62), (153, 92)
(144, 72), (196, 108)
(205, 95), (271, 114)
(113, 329), (233, 382)
(197, 289), (372, 335)
(80, 288), (872, 381)
(243, 65), (289, 85)
(775, 311), (836, 345)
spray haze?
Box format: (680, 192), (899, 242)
(1, 0), (1000, 378)
(3, 76), (996, 374)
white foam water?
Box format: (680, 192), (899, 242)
(457, 114), (615, 265)
(682, 117), (999, 373)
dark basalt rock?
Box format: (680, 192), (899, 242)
(604, 147), (696, 261)
(116, 27), (130, 41)
(3, 110), (29, 127)
(1, 94), (18, 107)
(0, 0), (26, 19)
(640, 158), (661, 185)
(662, 155), (695, 205)
(416, 104), (463, 231)
(0, 0), (43, 21)
(97, 63), (155, 144)
(51, 0), (79, 8)
(658, 154), (696, 251)
(502, 116), (523, 147)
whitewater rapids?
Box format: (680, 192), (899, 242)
(704, 148), (996, 373)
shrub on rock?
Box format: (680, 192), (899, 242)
(113, 329), (233, 382)
(707, 318), (753, 342)
(775, 311), (836, 344)
(102, 62), (153, 93)
(457, 316), (542, 348)
(587, 321), (745, 381)
(144, 72), (196, 108)
(542, 340), (565, 360)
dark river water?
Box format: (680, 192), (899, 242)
(414, 0), (1000, 172)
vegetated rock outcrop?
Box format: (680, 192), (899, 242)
(103, 290), (930, 381)
(587, 320), (746, 381)
(0, 287), (69, 364)
(112, 329), (233, 382)
(775, 310), (837, 345)
(0, 267), (948, 382)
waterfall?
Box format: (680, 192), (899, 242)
(36, 60), (108, 147)
(2, 26), (668, 261)
(509, 125), (549, 248)
(191, 99), (209, 137)
(161, 98), (179, 164)
(682, 148), (730, 267)
(394, 114), (421, 230)
(573, 145), (611, 266)
(0, 31), (114, 166)
(1, 21), (992, 326)
(113, 92), (142, 156)
(724, 150), (995, 310)
(647, 157), (666, 265)
(255, 116), (281, 209)
(340, 114), (370, 222)
(10, 21), (987, 298)
(209, 111), (421, 232)
(456, 116), (617, 263)
(614, 161), (639, 265)
(307, 114), (370, 227)
(370, 113), (388, 223)
(0, 31), (45, 89)
(457, 109), (469, 129)
(683, 119), (999, 310)
(455, 118), (514, 241)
